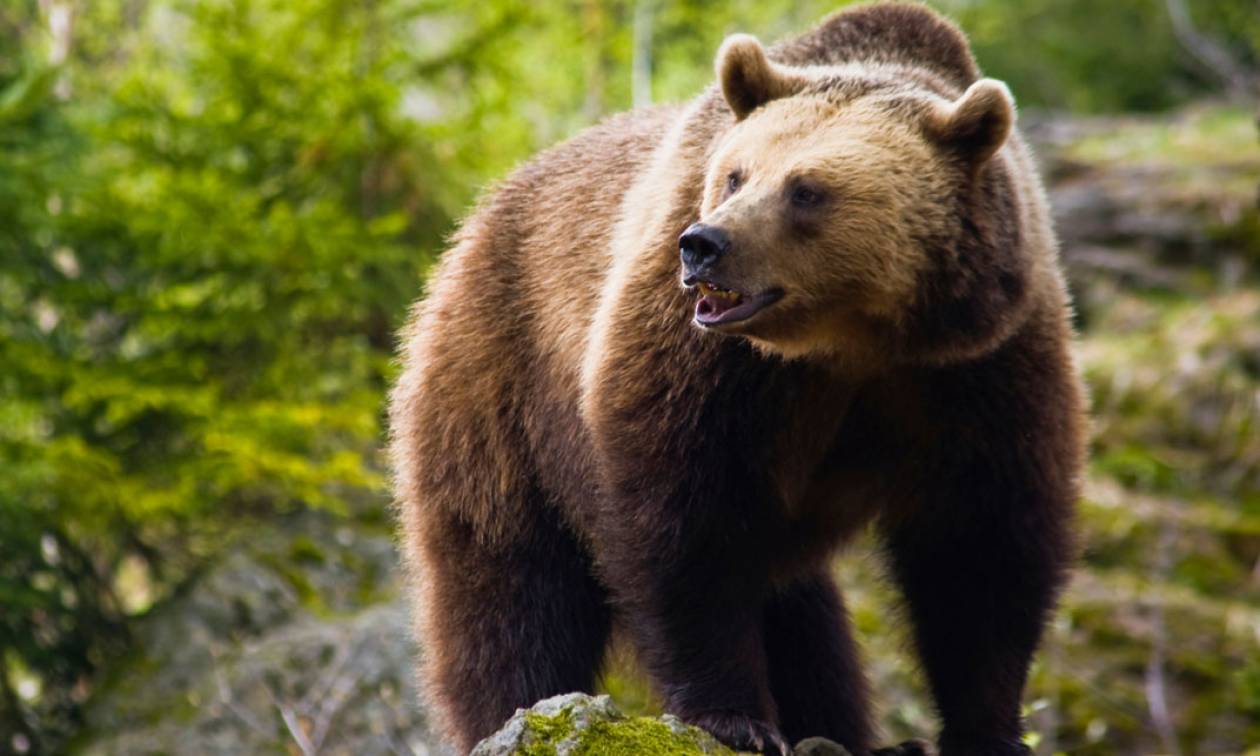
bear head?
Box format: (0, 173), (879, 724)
(680, 34), (1033, 366)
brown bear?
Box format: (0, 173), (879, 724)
(389, 4), (1086, 755)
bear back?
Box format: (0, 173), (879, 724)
(770, 3), (980, 89)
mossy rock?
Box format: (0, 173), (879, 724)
(470, 693), (732, 755)
(471, 694), (858, 756)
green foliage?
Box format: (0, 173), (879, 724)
(0, 0), (472, 746)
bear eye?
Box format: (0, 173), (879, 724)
(726, 171), (742, 195)
(790, 185), (824, 208)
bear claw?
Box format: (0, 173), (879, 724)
(690, 710), (791, 755)
(872, 739), (935, 756)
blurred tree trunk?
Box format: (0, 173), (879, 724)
(39, 0), (73, 98)
(1164, 0), (1260, 143)
(1164, 0), (1255, 100)
(632, 0), (653, 109)
(1163, 0), (1260, 206)
(582, 0), (607, 122)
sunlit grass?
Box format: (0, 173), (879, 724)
(1064, 105), (1259, 167)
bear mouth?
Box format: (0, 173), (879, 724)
(691, 280), (784, 327)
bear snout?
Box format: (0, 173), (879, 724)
(679, 222), (731, 276)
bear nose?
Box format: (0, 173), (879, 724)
(679, 223), (731, 273)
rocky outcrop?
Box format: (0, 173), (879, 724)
(470, 693), (729, 755)
(69, 516), (437, 756)
(469, 693), (858, 756)
(467, 694), (937, 756)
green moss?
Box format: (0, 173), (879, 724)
(514, 702), (735, 756)
(287, 535), (327, 565)
(573, 716), (733, 756)
(519, 709), (575, 756)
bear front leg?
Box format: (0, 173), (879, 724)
(583, 304), (805, 753)
(603, 531), (789, 755)
(594, 483), (791, 754)
(764, 572), (873, 753)
(414, 504), (612, 753)
(881, 454), (1074, 756)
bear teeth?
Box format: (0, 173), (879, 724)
(697, 282), (740, 301)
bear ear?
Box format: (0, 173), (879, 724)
(716, 34), (806, 121)
(927, 78), (1014, 164)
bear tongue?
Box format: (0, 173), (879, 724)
(696, 291), (742, 319)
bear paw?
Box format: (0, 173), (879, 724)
(873, 739), (935, 756)
(937, 734), (1032, 756)
(690, 710), (790, 755)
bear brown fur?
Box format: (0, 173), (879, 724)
(389, 4), (1086, 755)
